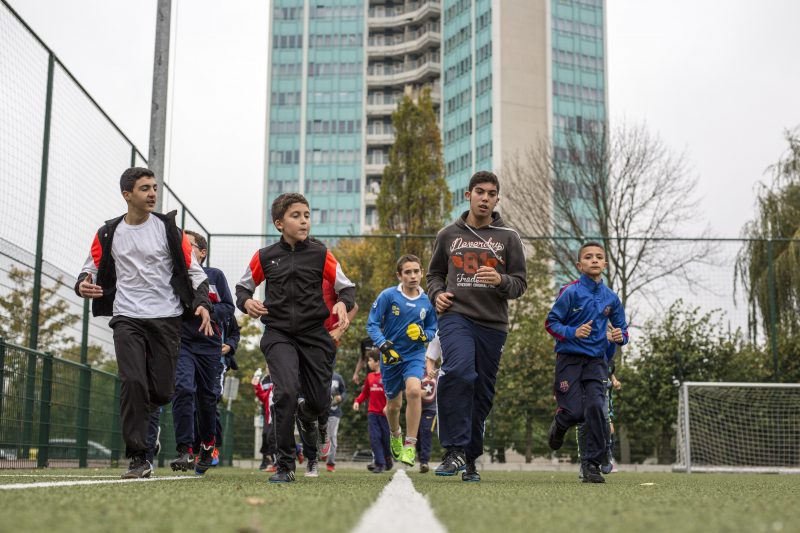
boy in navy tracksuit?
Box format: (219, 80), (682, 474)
(427, 171), (527, 481)
(169, 230), (236, 475)
(236, 193), (356, 484)
(545, 241), (628, 483)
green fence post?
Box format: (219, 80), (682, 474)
(0, 338), (5, 425)
(110, 378), (122, 464)
(76, 365), (91, 468)
(21, 351), (37, 459)
(37, 352), (54, 468)
(767, 238), (779, 382)
(29, 52), (56, 351)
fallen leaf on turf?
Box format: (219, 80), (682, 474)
(245, 497), (267, 506)
(640, 483), (655, 486)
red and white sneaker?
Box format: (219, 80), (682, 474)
(326, 464), (335, 473)
(319, 437), (332, 460)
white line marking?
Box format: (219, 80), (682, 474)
(0, 475), (198, 490)
(0, 474), (120, 478)
(352, 469), (446, 533)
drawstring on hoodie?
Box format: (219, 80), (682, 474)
(464, 223), (506, 266)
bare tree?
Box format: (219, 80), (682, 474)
(501, 121), (715, 316)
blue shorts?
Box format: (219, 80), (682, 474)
(381, 356), (425, 400)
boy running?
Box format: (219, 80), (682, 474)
(75, 167), (211, 479)
(545, 241), (628, 484)
(353, 350), (393, 473)
(367, 254), (437, 467)
(236, 193), (355, 483)
(427, 171), (527, 481)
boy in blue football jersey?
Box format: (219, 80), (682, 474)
(545, 241), (628, 484)
(367, 254), (437, 467)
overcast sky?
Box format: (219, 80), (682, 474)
(9, 0), (800, 237)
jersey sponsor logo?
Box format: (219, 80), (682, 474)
(420, 308), (427, 320)
(559, 380), (570, 393)
(405, 302), (416, 307)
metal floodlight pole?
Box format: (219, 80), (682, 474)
(149, 0), (171, 211)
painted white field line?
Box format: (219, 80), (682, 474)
(352, 469), (446, 533)
(0, 474), (119, 478)
(0, 475), (198, 490)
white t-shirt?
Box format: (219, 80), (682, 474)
(81, 215), (207, 319)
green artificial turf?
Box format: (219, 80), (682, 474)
(411, 471), (800, 533)
(1, 468), (798, 533)
(0, 468), (384, 533)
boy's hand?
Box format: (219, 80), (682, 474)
(222, 344), (231, 355)
(352, 401), (360, 411)
(475, 266), (501, 286)
(611, 375), (622, 390)
(78, 273), (103, 299)
(435, 292), (454, 313)
(332, 302), (349, 331)
(575, 320), (593, 339)
(244, 299), (268, 318)
(610, 327), (624, 344)
(196, 306), (213, 336)
(379, 342), (401, 366)
(251, 375), (260, 386)
(406, 323), (427, 342)
(352, 373), (361, 385)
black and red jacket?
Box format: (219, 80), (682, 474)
(73, 210), (211, 318)
(235, 236), (355, 336)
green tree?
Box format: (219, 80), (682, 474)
(490, 247), (562, 462)
(616, 300), (770, 464)
(0, 266), (79, 351)
(376, 87), (450, 260)
(736, 128), (800, 381)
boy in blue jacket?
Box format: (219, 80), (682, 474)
(545, 241), (628, 483)
(367, 254), (437, 467)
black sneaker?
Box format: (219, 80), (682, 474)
(259, 456), (270, 471)
(122, 456), (152, 479)
(548, 419), (567, 450)
(269, 467), (296, 484)
(366, 462), (375, 471)
(419, 463), (429, 474)
(170, 445), (195, 472)
(195, 443), (214, 476)
(385, 456), (393, 471)
(582, 463), (606, 484)
(434, 449), (466, 476)
(372, 464), (385, 474)
(462, 461), (480, 482)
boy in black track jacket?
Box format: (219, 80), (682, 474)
(236, 193), (356, 483)
(75, 167), (212, 479)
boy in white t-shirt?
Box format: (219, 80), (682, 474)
(75, 167), (212, 479)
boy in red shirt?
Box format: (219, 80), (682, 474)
(353, 350), (393, 473)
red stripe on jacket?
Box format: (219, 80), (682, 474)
(90, 234), (102, 268)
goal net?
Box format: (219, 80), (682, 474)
(675, 382), (800, 473)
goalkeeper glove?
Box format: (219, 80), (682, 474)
(379, 341), (401, 366)
(406, 323), (427, 343)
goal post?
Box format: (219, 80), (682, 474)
(676, 382), (800, 474)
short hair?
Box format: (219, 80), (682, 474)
(468, 170), (500, 194)
(367, 348), (380, 362)
(396, 254), (421, 273)
(271, 193), (309, 226)
(184, 230), (207, 251)
(120, 167), (155, 192)
(578, 241), (605, 258)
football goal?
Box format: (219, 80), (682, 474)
(675, 382), (800, 473)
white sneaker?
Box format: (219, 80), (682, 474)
(304, 459), (319, 478)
